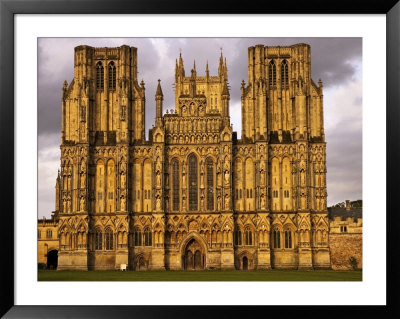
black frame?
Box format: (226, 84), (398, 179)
(1, 0), (399, 317)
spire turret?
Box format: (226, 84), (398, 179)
(218, 50), (224, 77)
(155, 79), (163, 120)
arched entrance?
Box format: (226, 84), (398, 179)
(136, 256), (147, 271)
(47, 250), (58, 270)
(242, 256), (248, 271)
(183, 238), (204, 270)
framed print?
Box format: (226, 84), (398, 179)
(1, 0), (399, 318)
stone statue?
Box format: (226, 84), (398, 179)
(156, 171), (161, 187)
(121, 196), (126, 211)
(80, 197), (85, 211)
(224, 196), (229, 210)
(156, 197), (161, 211)
(260, 195), (266, 209)
(121, 172), (126, 188)
(80, 173), (86, 188)
(224, 170), (230, 184)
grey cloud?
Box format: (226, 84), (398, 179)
(38, 37), (362, 217)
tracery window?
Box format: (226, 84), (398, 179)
(244, 227), (253, 246)
(273, 230), (281, 248)
(108, 61), (116, 90)
(144, 227), (152, 246)
(172, 159), (179, 211)
(206, 159), (214, 210)
(96, 62), (104, 89)
(46, 230), (52, 238)
(281, 59), (289, 89)
(269, 60), (276, 86)
(105, 228), (113, 250)
(95, 228), (102, 250)
(188, 154), (198, 211)
(284, 230), (292, 248)
(134, 227), (142, 246)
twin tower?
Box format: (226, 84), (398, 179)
(56, 44), (329, 271)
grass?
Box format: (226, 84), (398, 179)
(38, 269), (362, 281)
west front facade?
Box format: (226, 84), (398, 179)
(54, 44), (330, 271)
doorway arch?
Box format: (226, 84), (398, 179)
(183, 238), (205, 270)
(242, 256), (248, 271)
(47, 250), (58, 270)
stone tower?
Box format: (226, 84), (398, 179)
(57, 45), (145, 270)
(238, 44), (329, 268)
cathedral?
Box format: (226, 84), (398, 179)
(54, 43), (330, 271)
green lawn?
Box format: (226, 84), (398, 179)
(38, 269), (362, 281)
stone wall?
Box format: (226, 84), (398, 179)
(329, 233), (362, 270)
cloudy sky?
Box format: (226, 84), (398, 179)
(38, 37), (362, 218)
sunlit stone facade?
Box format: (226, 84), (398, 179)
(55, 44), (329, 270)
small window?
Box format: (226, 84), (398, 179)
(144, 227), (152, 246)
(105, 229), (113, 250)
(234, 230), (242, 246)
(284, 190), (289, 198)
(134, 228), (142, 246)
(269, 60), (276, 86)
(273, 230), (281, 248)
(340, 226), (348, 233)
(38, 230), (41, 239)
(281, 59), (289, 89)
(96, 62), (104, 89)
(95, 230), (102, 250)
(108, 61), (116, 90)
(244, 227), (253, 246)
(46, 230), (52, 238)
(172, 159), (180, 211)
(284, 230), (292, 248)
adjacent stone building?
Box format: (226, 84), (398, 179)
(328, 201), (362, 270)
(40, 43), (339, 271)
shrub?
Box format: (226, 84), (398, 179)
(349, 256), (358, 270)
(38, 263), (47, 270)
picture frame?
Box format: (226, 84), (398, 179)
(1, 0), (398, 317)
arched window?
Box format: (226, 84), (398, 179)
(206, 159), (214, 210)
(234, 229), (242, 246)
(144, 227), (152, 246)
(284, 230), (292, 248)
(105, 228), (113, 250)
(134, 227), (142, 246)
(188, 154), (198, 211)
(244, 227), (253, 246)
(95, 228), (102, 250)
(273, 230), (281, 248)
(96, 62), (104, 89)
(269, 60), (276, 86)
(281, 59), (289, 89)
(172, 159), (179, 211)
(108, 61), (116, 90)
